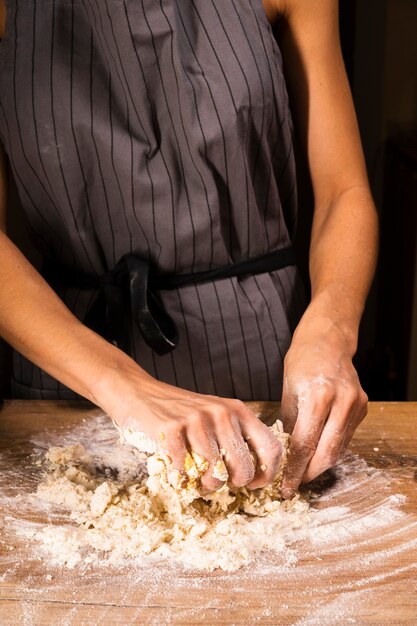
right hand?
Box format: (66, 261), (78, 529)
(96, 362), (283, 493)
(0, 191), (281, 493)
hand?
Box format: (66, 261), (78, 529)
(96, 360), (283, 493)
(280, 309), (368, 499)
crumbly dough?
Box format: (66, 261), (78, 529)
(112, 421), (159, 454)
(35, 422), (310, 571)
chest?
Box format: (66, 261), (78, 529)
(0, 0), (283, 39)
(0, 0), (289, 168)
(0, 1), (285, 101)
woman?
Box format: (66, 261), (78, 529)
(0, 0), (377, 497)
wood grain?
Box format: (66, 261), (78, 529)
(1, 400), (417, 625)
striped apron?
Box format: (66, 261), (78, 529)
(0, 0), (306, 400)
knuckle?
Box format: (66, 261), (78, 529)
(248, 479), (268, 491)
(213, 407), (233, 425)
(342, 387), (359, 408)
(187, 410), (207, 426)
(230, 465), (256, 488)
(311, 385), (335, 410)
(322, 385), (337, 402)
(164, 421), (185, 440)
(200, 476), (223, 493)
(230, 398), (246, 412)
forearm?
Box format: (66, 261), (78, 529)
(281, 186), (376, 495)
(298, 186), (378, 354)
(0, 232), (143, 403)
(0, 233), (284, 491)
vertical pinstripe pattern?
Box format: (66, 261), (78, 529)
(0, 0), (306, 401)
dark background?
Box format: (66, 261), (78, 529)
(1, 0), (417, 400)
(339, 0), (417, 401)
(290, 0), (417, 401)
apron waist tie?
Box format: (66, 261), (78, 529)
(42, 246), (296, 356)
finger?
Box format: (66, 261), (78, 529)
(281, 390), (333, 499)
(186, 426), (224, 493)
(280, 374), (299, 434)
(302, 393), (357, 483)
(216, 414), (255, 489)
(161, 424), (188, 474)
(340, 390), (368, 453)
(239, 413), (283, 490)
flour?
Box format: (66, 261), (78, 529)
(2, 411), (416, 626)
(34, 422), (310, 571)
(112, 420), (159, 454)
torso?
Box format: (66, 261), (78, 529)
(0, 0), (302, 401)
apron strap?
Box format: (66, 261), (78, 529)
(42, 246), (296, 357)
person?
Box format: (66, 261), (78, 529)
(0, 0), (377, 498)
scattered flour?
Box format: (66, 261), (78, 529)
(34, 422), (310, 571)
(2, 412), (416, 625)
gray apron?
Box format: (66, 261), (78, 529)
(0, 0), (306, 400)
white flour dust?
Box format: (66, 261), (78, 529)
(31, 420), (310, 571)
(1, 415), (414, 578)
(1, 411), (417, 625)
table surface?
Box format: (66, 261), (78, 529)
(1, 400), (417, 625)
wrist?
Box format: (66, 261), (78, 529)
(88, 343), (154, 415)
(294, 287), (362, 356)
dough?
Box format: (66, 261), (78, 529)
(35, 422), (310, 571)
(112, 421), (159, 454)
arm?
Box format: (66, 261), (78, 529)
(274, 0), (378, 496)
(0, 145), (280, 492)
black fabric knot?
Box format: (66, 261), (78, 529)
(42, 246), (296, 358)
(85, 254), (178, 356)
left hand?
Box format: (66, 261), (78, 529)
(280, 308), (368, 499)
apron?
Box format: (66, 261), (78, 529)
(0, 0), (306, 400)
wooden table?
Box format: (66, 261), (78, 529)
(1, 401), (417, 625)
